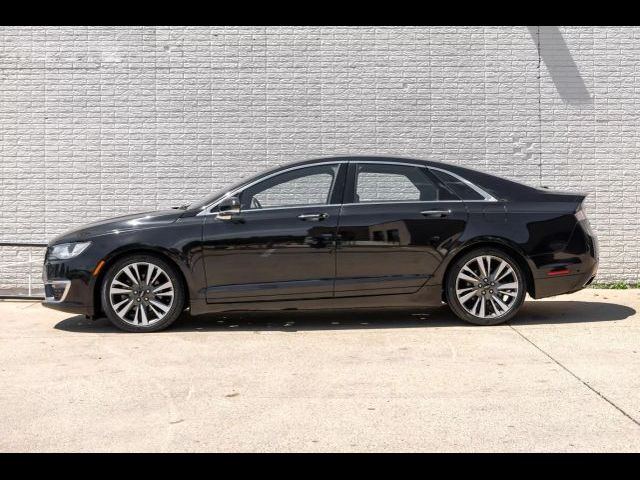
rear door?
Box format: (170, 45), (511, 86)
(334, 161), (468, 297)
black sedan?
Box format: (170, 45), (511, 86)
(42, 156), (598, 332)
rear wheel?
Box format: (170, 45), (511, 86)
(101, 254), (185, 332)
(446, 248), (526, 325)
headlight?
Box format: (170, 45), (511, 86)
(49, 241), (91, 260)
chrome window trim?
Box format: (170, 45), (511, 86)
(197, 161), (348, 216)
(209, 199), (496, 217)
(341, 200), (489, 207)
(44, 280), (71, 303)
(209, 203), (343, 216)
(197, 159), (496, 216)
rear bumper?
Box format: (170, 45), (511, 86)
(532, 264), (598, 299)
(530, 220), (598, 299)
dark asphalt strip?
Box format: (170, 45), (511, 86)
(509, 324), (640, 428)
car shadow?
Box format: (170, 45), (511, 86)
(54, 300), (636, 334)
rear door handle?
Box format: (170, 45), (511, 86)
(298, 213), (329, 221)
(421, 209), (451, 218)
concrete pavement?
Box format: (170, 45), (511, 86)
(0, 289), (639, 452)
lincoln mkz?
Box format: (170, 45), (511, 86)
(42, 157), (598, 332)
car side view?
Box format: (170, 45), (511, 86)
(42, 156), (598, 332)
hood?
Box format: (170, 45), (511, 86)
(49, 209), (185, 245)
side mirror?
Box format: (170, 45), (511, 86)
(217, 196), (241, 220)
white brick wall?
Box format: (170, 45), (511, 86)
(1, 26), (638, 289)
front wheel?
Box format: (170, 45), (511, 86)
(101, 254), (186, 332)
(446, 248), (526, 325)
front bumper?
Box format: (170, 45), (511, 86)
(42, 252), (100, 316)
(44, 280), (71, 302)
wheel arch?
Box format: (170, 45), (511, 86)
(92, 247), (190, 317)
(440, 238), (535, 301)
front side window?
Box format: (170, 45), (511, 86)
(354, 164), (455, 203)
(240, 164), (339, 210)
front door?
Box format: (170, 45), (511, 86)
(335, 162), (468, 297)
(202, 163), (346, 302)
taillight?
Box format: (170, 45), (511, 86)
(575, 203), (592, 233)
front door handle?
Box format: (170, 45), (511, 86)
(298, 213), (329, 221)
(421, 209), (451, 218)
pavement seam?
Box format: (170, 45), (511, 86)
(508, 324), (640, 428)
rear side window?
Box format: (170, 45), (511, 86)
(430, 169), (485, 201)
(354, 164), (456, 203)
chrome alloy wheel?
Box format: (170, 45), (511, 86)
(455, 255), (519, 319)
(108, 262), (175, 327)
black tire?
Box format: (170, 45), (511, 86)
(101, 254), (186, 332)
(445, 248), (526, 326)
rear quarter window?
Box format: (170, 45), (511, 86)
(431, 169), (485, 201)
